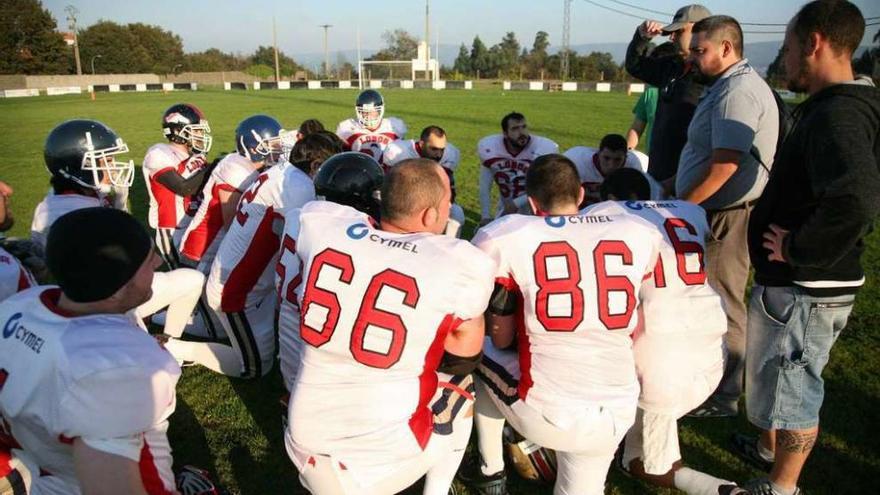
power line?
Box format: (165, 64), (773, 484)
(581, 0), (784, 33)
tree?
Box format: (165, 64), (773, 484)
(184, 48), (247, 72)
(453, 43), (470, 75)
(249, 46), (303, 77)
(853, 31), (879, 81)
(470, 36), (490, 77)
(127, 23), (184, 74)
(369, 29), (419, 61)
(0, 0), (69, 74)
(766, 44), (785, 86)
(524, 31), (550, 79)
(78, 21), (152, 73)
(494, 32), (522, 78)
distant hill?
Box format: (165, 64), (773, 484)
(292, 41), (870, 77)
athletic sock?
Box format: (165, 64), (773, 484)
(673, 467), (736, 495)
(473, 384), (506, 476)
(769, 480), (796, 495)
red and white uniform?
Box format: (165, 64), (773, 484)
(472, 211), (661, 494)
(179, 153), (260, 271)
(0, 247), (35, 303)
(477, 135), (558, 219)
(335, 117), (407, 163)
(563, 146), (662, 204)
(383, 139), (466, 238)
(30, 191), (106, 249)
(588, 201), (726, 475)
(0, 287), (180, 495)
(280, 201), (494, 491)
(204, 163), (314, 378)
(142, 143), (208, 230)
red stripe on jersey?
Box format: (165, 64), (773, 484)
(345, 133), (364, 148)
(39, 288), (77, 317)
(16, 268), (31, 292)
(380, 132), (399, 140)
(138, 439), (175, 495)
(180, 184), (233, 260)
(221, 207), (280, 312)
(495, 276), (518, 293)
(515, 293), (534, 401)
(410, 314), (460, 450)
(150, 167), (182, 229)
(482, 157), (508, 168)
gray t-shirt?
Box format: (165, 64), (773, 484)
(675, 59), (779, 210)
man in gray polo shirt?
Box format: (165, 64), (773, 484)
(675, 15), (779, 418)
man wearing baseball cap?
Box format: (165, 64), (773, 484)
(625, 4), (711, 184)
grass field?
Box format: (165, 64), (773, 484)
(0, 87), (877, 494)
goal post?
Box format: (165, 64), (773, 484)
(357, 60), (413, 90)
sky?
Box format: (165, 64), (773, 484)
(44, 0), (879, 57)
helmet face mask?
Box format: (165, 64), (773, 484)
(80, 132), (135, 190)
(355, 90), (385, 130)
(45, 119), (135, 192)
(162, 104), (213, 153)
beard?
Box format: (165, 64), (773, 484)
(785, 59), (809, 93)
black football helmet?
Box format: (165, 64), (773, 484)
(235, 114), (284, 165)
(313, 152), (383, 220)
(162, 103), (212, 153)
(44, 119), (134, 191)
(355, 89), (384, 130)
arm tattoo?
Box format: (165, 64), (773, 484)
(777, 429), (818, 454)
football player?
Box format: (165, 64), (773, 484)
(383, 125), (465, 237)
(563, 133), (662, 206)
(468, 154), (662, 495)
(142, 103), (214, 267)
(0, 207), (221, 494)
(595, 169), (744, 495)
(279, 159), (495, 494)
(29, 119), (205, 343)
(335, 89), (407, 162)
(0, 181), (36, 303)
(178, 114), (284, 273)
(478, 112), (558, 226)
(167, 134), (342, 379)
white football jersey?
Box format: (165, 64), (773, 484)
(563, 146), (662, 204)
(586, 200), (726, 338)
(0, 287), (180, 495)
(472, 211), (661, 415)
(142, 143), (208, 229)
(206, 163), (314, 313)
(179, 153), (259, 263)
(0, 247), (34, 303)
(30, 191), (106, 249)
(478, 134), (559, 201)
(282, 201), (494, 480)
(335, 117), (407, 163)
(382, 139), (461, 173)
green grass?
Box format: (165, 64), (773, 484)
(0, 88), (877, 494)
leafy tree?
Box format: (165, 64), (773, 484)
(524, 31), (550, 79)
(470, 36), (490, 77)
(184, 48), (247, 72)
(249, 46), (303, 77)
(0, 0), (69, 74)
(369, 29), (419, 61)
(766, 44), (785, 86)
(245, 64), (275, 80)
(77, 21), (151, 73)
(127, 23), (184, 74)
(494, 31), (522, 78)
(453, 43), (470, 75)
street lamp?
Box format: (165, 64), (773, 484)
(90, 54), (102, 75)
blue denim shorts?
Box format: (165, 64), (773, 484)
(745, 285), (854, 430)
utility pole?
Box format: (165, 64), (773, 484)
(561, 0), (572, 81)
(65, 5), (82, 76)
(272, 17), (280, 82)
(320, 24), (332, 78)
(424, 0), (430, 81)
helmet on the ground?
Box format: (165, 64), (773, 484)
(235, 114), (283, 165)
(313, 152), (383, 220)
(162, 103), (212, 153)
(44, 119), (135, 191)
(355, 89), (384, 130)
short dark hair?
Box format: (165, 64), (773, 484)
(599, 134), (628, 153)
(792, 0), (864, 57)
(420, 125), (446, 142)
(600, 168), (651, 201)
(289, 132), (343, 174)
(501, 112), (526, 132)
(298, 118), (325, 137)
(692, 15), (744, 57)
(381, 159), (445, 222)
(526, 154), (581, 211)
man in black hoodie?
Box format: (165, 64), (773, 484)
(734, 2), (880, 494)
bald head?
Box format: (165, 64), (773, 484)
(381, 159), (448, 223)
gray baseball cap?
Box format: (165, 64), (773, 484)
(662, 4), (711, 33)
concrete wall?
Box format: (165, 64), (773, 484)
(18, 74), (160, 90)
(161, 71), (260, 86)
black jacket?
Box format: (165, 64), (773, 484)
(625, 30), (704, 181)
(748, 81), (880, 295)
